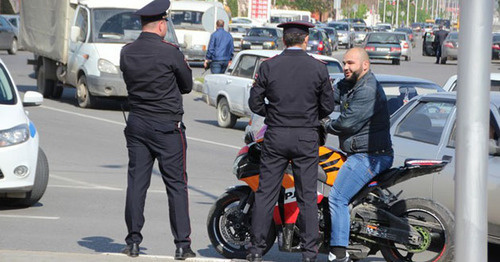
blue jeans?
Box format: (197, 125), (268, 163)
(329, 153), (393, 247)
(210, 60), (229, 74)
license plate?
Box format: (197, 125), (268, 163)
(252, 45), (263, 50)
(377, 47), (390, 52)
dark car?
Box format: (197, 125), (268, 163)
(0, 15), (17, 55)
(307, 28), (332, 56)
(422, 31), (436, 56)
(241, 27), (283, 50)
(493, 33), (500, 60)
(321, 26), (339, 51)
(411, 22), (424, 32)
(363, 32), (402, 65)
(440, 32), (458, 64)
(394, 27), (415, 47)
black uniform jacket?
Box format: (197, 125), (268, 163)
(248, 49), (335, 127)
(120, 32), (192, 120)
(327, 71), (392, 154)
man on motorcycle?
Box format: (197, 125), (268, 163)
(247, 21), (335, 262)
(323, 47), (394, 262)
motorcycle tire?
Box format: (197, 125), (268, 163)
(379, 198), (455, 262)
(207, 187), (276, 259)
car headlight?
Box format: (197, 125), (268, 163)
(263, 41), (275, 48)
(192, 44), (206, 51)
(0, 124), (29, 147)
(98, 59), (118, 74)
(339, 33), (347, 37)
(242, 40), (251, 46)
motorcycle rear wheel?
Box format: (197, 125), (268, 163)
(380, 198), (455, 262)
(207, 187), (276, 259)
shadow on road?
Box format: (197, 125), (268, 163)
(194, 119), (247, 131)
(77, 236), (146, 254)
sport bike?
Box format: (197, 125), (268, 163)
(207, 119), (454, 262)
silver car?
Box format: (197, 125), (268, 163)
(388, 92), (500, 244)
(327, 22), (354, 49)
(440, 32), (458, 64)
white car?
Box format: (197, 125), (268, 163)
(0, 59), (48, 207)
(202, 49), (343, 128)
(442, 73), (500, 92)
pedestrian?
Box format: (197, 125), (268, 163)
(119, 0), (195, 259)
(433, 24), (449, 64)
(204, 19), (234, 74)
(322, 47), (394, 262)
(247, 21), (335, 262)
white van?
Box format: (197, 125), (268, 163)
(170, 0), (229, 61)
(268, 9), (312, 27)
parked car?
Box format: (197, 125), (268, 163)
(321, 26), (339, 51)
(229, 24), (251, 51)
(422, 31), (436, 56)
(0, 59), (48, 207)
(387, 92), (500, 244)
(327, 22), (354, 48)
(442, 73), (500, 92)
(363, 32), (402, 65)
(440, 32), (458, 64)
(375, 23), (393, 32)
(202, 50), (343, 128)
(353, 24), (369, 45)
(411, 22), (424, 32)
(307, 28), (333, 56)
(394, 27), (415, 47)
(0, 15), (18, 55)
(492, 33), (500, 60)
(394, 32), (413, 61)
(231, 17), (263, 27)
(241, 27), (283, 50)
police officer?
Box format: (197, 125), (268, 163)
(247, 21), (335, 262)
(119, 0), (195, 259)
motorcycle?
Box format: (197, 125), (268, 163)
(207, 118), (455, 261)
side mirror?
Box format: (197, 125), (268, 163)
(179, 42), (187, 49)
(23, 91), (43, 107)
(70, 26), (81, 42)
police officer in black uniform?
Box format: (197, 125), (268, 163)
(247, 21), (335, 262)
(119, 0), (195, 259)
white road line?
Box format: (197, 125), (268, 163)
(40, 105), (240, 149)
(0, 215), (60, 220)
(50, 174), (122, 191)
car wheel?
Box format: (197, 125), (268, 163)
(52, 84), (64, 99)
(8, 38), (17, 55)
(441, 57), (447, 64)
(405, 55), (409, 61)
(37, 62), (56, 98)
(0, 148), (49, 207)
(217, 97), (237, 128)
(76, 75), (94, 108)
(392, 59), (400, 65)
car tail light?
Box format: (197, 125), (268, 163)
(390, 46), (401, 52)
(364, 46), (375, 51)
(493, 44), (500, 50)
(318, 41), (324, 51)
(444, 41), (454, 48)
(409, 34), (413, 40)
(403, 42), (409, 49)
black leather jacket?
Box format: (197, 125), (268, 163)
(327, 71), (393, 155)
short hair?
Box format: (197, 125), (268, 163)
(216, 19), (224, 28)
(283, 33), (307, 47)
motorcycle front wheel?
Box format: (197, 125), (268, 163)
(207, 187), (276, 259)
(379, 198), (455, 262)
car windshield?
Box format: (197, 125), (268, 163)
(326, 62), (343, 74)
(309, 30), (322, 41)
(92, 9), (142, 43)
(248, 28), (277, 37)
(447, 33), (458, 40)
(367, 33), (399, 44)
(171, 10), (204, 30)
(395, 34), (406, 41)
(328, 23), (348, 31)
(0, 64), (16, 105)
(353, 26), (366, 31)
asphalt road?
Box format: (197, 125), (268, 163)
(1, 35), (499, 262)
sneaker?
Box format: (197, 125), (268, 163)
(327, 252), (352, 262)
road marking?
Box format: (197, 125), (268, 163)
(0, 215), (60, 220)
(50, 174), (122, 191)
(40, 105), (240, 149)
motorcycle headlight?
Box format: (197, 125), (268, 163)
(232, 154), (246, 175)
(98, 59), (118, 74)
(263, 41), (275, 49)
(0, 124), (29, 147)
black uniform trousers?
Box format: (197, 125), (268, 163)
(251, 127), (319, 259)
(124, 114), (191, 248)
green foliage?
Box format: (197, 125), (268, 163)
(276, 0), (331, 14)
(226, 0), (238, 17)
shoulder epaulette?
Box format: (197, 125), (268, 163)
(162, 40), (180, 49)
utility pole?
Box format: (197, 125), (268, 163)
(383, 0), (387, 23)
(396, 0), (400, 27)
(431, 0), (435, 19)
(406, 0), (410, 27)
(415, 0), (418, 22)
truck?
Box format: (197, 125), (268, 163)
(20, 0), (178, 108)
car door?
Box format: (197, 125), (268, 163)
(67, 6), (90, 86)
(224, 54), (258, 115)
(0, 16), (12, 49)
(389, 99), (456, 198)
(435, 107), (500, 235)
